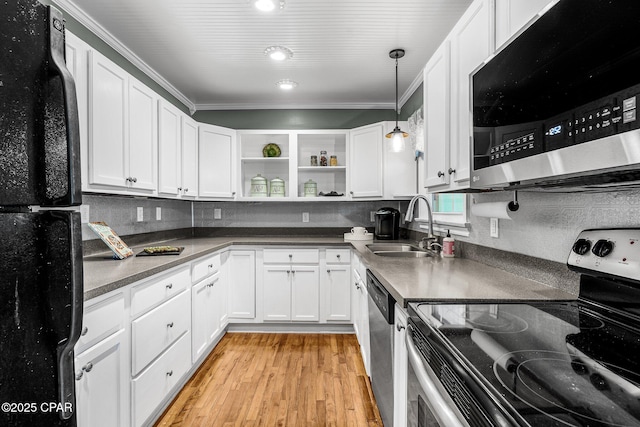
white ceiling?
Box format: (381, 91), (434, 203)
(58, 0), (472, 111)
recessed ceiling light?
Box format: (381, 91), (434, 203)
(253, 0), (285, 11)
(276, 79), (298, 90)
(264, 46), (293, 61)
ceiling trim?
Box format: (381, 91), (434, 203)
(399, 69), (424, 112)
(53, 0), (197, 113)
(196, 102), (397, 111)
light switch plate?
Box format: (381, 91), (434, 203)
(490, 218), (499, 238)
(370, 211), (376, 222)
(80, 205), (90, 223)
(137, 207), (144, 222)
(214, 208), (222, 219)
(302, 212), (309, 223)
(156, 207), (161, 221)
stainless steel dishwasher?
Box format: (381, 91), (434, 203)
(366, 270), (395, 426)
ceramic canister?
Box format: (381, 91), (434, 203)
(303, 179), (317, 197)
(249, 174), (268, 197)
(269, 177), (285, 197)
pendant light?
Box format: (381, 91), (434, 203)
(385, 48), (409, 152)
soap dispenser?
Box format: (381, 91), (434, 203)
(443, 229), (455, 258)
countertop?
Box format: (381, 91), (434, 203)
(83, 236), (577, 304)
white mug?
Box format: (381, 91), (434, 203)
(351, 227), (368, 236)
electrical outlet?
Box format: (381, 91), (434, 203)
(214, 208), (222, 219)
(80, 205), (90, 224)
(156, 207), (162, 221)
(370, 211), (376, 222)
(302, 212), (309, 223)
(137, 207), (144, 222)
(490, 218), (499, 238)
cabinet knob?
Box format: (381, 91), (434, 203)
(166, 283), (173, 289)
(178, 187), (182, 191)
(232, 191), (236, 196)
(448, 168), (456, 175)
(437, 171), (445, 178)
(75, 371), (83, 381)
(184, 188), (189, 192)
(167, 322), (174, 328)
(336, 254), (341, 259)
(131, 177), (137, 183)
(81, 326), (88, 336)
(125, 177), (132, 183)
(397, 324), (406, 332)
(166, 370), (173, 377)
(354, 282), (360, 289)
(83, 362), (93, 373)
(350, 191), (354, 195)
(327, 269), (331, 274)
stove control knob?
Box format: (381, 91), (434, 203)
(572, 238), (591, 255)
(592, 239), (614, 257)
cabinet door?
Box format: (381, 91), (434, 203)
(88, 51), (128, 188)
(128, 79), (157, 192)
(199, 124), (236, 199)
(291, 266), (319, 322)
(357, 282), (370, 376)
(495, 0), (552, 48)
(450, 0), (493, 185)
(75, 330), (127, 427)
(191, 279), (212, 363)
(349, 123), (383, 198)
(424, 42), (451, 188)
(262, 266), (292, 321)
(228, 250), (255, 319)
(181, 116), (199, 198)
(158, 100), (182, 196)
(323, 265), (351, 322)
(393, 305), (409, 427)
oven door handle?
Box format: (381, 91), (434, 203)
(406, 327), (468, 427)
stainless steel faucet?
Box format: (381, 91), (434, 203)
(405, 194), (436, 244)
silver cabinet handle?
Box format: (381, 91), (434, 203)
(397, 324), (406, 332)
(131, 177), (137, 183)
(337, 254), (341, 259)
(167, 370), (173, 377)
(354, 282), (360, 289)
(448, 168), (456, 175)
(437, 171), (445, 178)
(167, 322), (174, 328)
(184, 188), (189, 192)
(166, 283), (173, 289)
(75, 371), (83, 381)
(178, 187), (182, 191)
(81, 326), (88, 336)
(327, 269), (331, 273)
(83, 362), (93, 373)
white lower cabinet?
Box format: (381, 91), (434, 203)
(393, 304), (409, 427)
(191, 272), (225, 362)
(75, 329), (128, 427)
(228, 250), (256, 319)
(351, 254), (370, 376)
(131, 332), (191, 427)
(263, 265), (320, 321)
(321, 249), (352, 322)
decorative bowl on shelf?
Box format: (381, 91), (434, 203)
(262, 143), (281, 157)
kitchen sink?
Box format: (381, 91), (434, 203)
(373, 251), (434, 258)
(366, 243), (423, 252)
(366, 243), (436, 258)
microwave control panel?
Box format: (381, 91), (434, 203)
(481, 82), (640, 169)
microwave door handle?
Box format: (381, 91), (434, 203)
(47, 6), (82, 206)
(50, 211), (84, 420)
(405, 327), (468, 427)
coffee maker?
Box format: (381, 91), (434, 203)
(374, 207), (400, 240)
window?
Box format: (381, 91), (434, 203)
(415, 193), (469, 236)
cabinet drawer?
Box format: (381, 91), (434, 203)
(131, 332), (191, 427)
(131, 290), (190, 375)
(325, 249), (351, 264)
(191, 252), (220, 283)
(131, 266), (190, 317)
(263, 249), (319, 264)
(76, 293), (125, 354)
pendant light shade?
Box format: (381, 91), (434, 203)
(385, 48), (409, 152)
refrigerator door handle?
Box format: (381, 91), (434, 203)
(51, 210), (84, 420)
(46, 6), (82, 207)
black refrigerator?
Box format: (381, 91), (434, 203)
(1, 1), (83, 426)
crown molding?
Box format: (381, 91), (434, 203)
(398, 68), (424, 112)
(53, 0), (196, 113)
(195, 102), (397, 111)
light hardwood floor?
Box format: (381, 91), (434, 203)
(155, 333), (383, 427)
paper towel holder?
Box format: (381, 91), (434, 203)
(508, 191), (520, 212)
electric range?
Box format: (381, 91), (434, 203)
(407, 228), (640, 426)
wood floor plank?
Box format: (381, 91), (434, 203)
(154, 333), (383, 427)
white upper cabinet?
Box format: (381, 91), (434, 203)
(495, 0), (554, 49)
(382, 121), (418, 198)
(349, 123), (384, 198)
(198, 123), (236, 199)
(424, 0), (494, 192)
(424, 42), (451, 188)
(180, 115), (199, 198)
(127, 79), (158, 192)
(87, 50), (157, 195)
(158, 100), (182, 196)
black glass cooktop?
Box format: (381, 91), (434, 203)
(410, 300), (640, 426)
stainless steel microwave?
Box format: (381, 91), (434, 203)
(470, 0), (640, 190)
